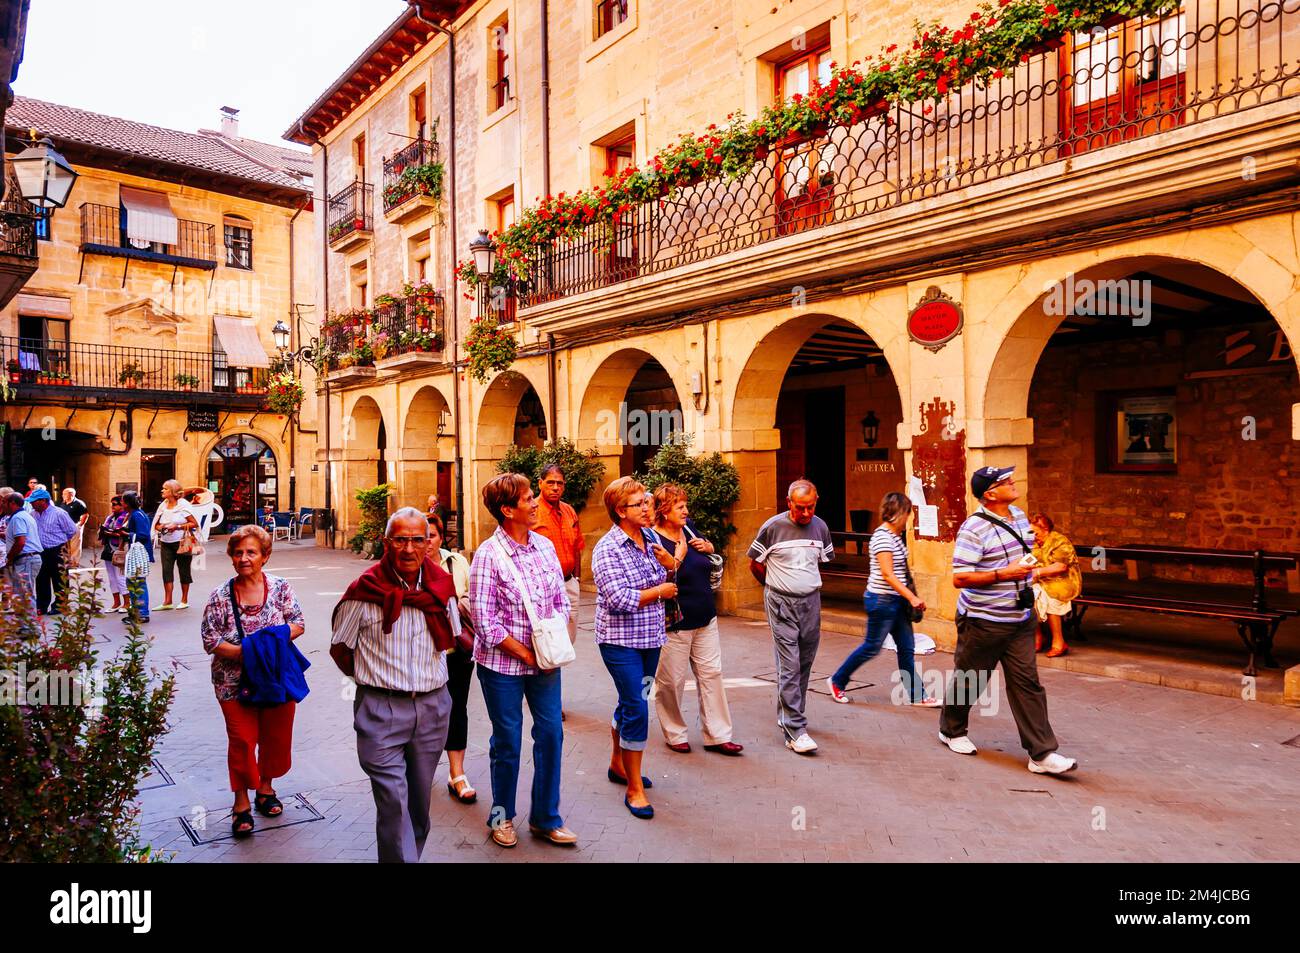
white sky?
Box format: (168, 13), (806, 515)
(16, 0), (413, 147)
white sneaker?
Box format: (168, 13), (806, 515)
(939, 732), (978, 755)
(786, 732), (819, 755)
(1028, 752), (1078, 775)
(826, 677), (850, 704)
(908, 695), (943, 708)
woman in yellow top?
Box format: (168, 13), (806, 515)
(1030, 513), (1082, 658)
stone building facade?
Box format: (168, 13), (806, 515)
(1, 97), (316, 528)
(289, 0), (1300, 683)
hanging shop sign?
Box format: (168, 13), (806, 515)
(187, 407), (219, 432)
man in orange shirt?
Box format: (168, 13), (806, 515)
(533, 464), (584, 643)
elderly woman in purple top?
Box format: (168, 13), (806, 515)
(591, 476), (684, 821)
(468, 473), (576, 850)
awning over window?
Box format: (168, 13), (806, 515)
(120, 186), (178, 246)
(213, 315), (270, 368)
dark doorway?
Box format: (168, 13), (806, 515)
(620, 358), (681, 476)
(775, 387), (845, 530)
(140, 450), (176, 517)
(377, 418), (388, 487)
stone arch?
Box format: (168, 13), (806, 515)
(403, 384), (451, 453)
(399, 385), (452, 515)
(722, 310), (908, 612)
(575, 346), (690, 451)
(339, 394), (389, 532)
(343, 394), (387, 451)
(473, 368), (550, 460)
(731, 311), (908, 436)
(990, 254), (1300, 563)
(980, 253), (1300, 425)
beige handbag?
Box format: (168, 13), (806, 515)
(491, 536), (574, 670)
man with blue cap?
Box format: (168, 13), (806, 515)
(939, 465), (1078, 775)
(28, 488), (80, 616)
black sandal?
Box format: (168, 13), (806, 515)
(232, 810), (255, 838)
(254, 792), (283, 817)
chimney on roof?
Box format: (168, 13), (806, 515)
(219, 106), (239, 139)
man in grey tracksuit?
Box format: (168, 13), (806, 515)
(748, 479), (835, 755)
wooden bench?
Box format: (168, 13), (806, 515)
(1069, 544), (1299, 675)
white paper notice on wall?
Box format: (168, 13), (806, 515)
(917, 504), (940, 537)
(907, 476), (927, 509)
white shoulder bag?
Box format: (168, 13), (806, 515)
(491, 536), (575, 670)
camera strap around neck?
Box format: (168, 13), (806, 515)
(974, 511), (1031, 593)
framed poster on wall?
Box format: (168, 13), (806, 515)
(1101, 390), (1177, 473)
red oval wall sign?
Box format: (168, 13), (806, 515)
(908, 286), (964, 352)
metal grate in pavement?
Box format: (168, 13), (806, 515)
(754, 670), (874, 694)
(167, 652), (210, 671)
(179, 793), (325, 845)
(1283, 734), (1300, 748)
(138, 759), (175, 792)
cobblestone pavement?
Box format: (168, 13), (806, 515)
(89, 542), (1300, 863)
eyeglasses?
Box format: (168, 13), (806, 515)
(386, 536), (429, 547)
(541, 479), (566, 486)
(625, 499), (651, 509)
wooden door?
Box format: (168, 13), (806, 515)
(605, 137), (637, 280)
(775, 50), (836, 235)
(1060, 14), (1186, 156)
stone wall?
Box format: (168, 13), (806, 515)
(1027, 329), (1300, 585)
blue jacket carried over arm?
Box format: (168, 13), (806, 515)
(238, 624), (311, 705)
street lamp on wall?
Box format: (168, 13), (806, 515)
(470, 229), (495, 273)
(10, 131), (79, 209)
(469, 229), (496, 320)
(861, 410), (880, 447)
(271, 317), (318, 369)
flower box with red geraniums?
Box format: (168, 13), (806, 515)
(456, 0), (1181, 294)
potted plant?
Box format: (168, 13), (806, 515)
(174, 372), (199, 392)
(266, 371), (305, 416)
(6, 359), (19, 384)
(371, 331), (391, 361)
(118, 362), (144, 389)
(464, 317), (518, 383)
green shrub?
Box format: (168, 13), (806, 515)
(349, 482), (393, 557)
(497, 438), (606, 513)
(637, 434), (741, 553)
(0, 571), (175, 861)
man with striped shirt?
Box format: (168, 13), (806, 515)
(939, 466), (1078, 775)
(748, 479), (835, 755)
(331, 507), (459, 862)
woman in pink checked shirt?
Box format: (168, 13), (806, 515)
(468, 473), (577, 850)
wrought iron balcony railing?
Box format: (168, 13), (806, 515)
(78, 203), (216, 268)
(320, 290), (447, 371)
(370, 291), (446, 354)
(0, 181), (37, 260)
(1, 336), (269, 398)
(520, 0), (1300, 307)
(382, 138), (441, 213)
(327, 181), (373, 245)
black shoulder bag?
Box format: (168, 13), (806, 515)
(973, 512), (1036, 611)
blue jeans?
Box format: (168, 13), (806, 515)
(831, 591), (922, 701)
(598, 643), (662, 751)
(475, 665), (564, 830)
(126, 575), (150, 621)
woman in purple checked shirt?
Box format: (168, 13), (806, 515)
(468, 473), (577, 850)
(591, 476), (684, 821)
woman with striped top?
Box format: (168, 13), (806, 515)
(827, 491), (941, 707)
